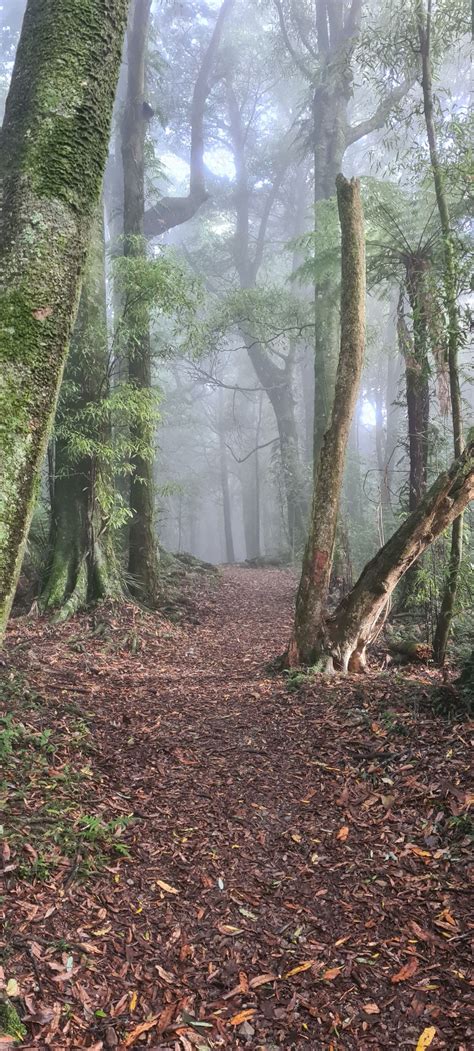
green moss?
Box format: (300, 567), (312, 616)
(0, 999), (26, 1042)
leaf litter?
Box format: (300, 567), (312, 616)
(1, 567), (472, 1048)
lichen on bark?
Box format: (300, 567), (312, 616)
(0, 0), (129, 640)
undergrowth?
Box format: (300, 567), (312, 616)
(0, 674), (133, 882)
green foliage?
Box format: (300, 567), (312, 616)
(0, 999), (26, 1042)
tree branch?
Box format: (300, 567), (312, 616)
(144, 0), (234, 237)
(346, 77), (416, 146)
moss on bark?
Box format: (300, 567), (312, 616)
(289, 175), (366, 665)
(0, 0), (129, 640)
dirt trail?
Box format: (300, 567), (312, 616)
(1, 568), (471, 1049)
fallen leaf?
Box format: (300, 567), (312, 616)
(407, 844), (431, 858)
(228, 1008), (256, 1026)
(122, 1016), (160, 1047)
(6, 979), (19, 997)
(291, 833), (302, 843)
(249, 973), (276, 989)
(415, 1027), (436, 1051)
(323, 966), (342, 981)
(129, 990), (138, 1012)
(156, 879), (179, 895)
(284, 960), (314, 979)
(337, 826), (349, 842)
(391, 957), (418, 983)
(363, 1003), (380, 1015)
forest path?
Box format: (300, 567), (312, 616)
(2, 568), (471, 1049)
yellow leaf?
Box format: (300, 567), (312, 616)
(156, 879), (179, 895)
(337, 826), (349, 842)
(291, 833), (302, 843)
(129, 991), (138, 1012)
(415, 1027), (436, 1051)
(228, 1008), (256, 1026)
(284, 960), (314, 979)
(323, 966), (342, 981)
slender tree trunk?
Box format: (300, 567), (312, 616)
(325, 438), (473, 672)
(121, 0), (161, 606)
(404, 260), (430, 511)
(0, 0), (129, 640)
(40, 209), (121, 618)
(417, 0), (464, 663)
(218, 390), (235, 563)
(289, 175), (366, 665)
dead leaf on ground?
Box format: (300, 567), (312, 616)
(284, 960), (314, 979)
(415, 1027), (436, 1050)
(336, 826), (349, 841)
(228, 1008), (256, 1026)
(156, 878), (179, 894)
(362, 1003), (380, 1015)
(322, 966), (342, 981)
(391, 957), (418, 983)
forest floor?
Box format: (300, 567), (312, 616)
(0, 567), (472, 1051)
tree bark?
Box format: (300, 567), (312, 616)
(289, 175), (366, 665)
(40, 209), (121, 619)
(416, 0), (464, 663)
(121, 0), (161, 607)
(218, 389), (235, 563)
(0, 0), (128, 641)
(326, 436), (473, 672)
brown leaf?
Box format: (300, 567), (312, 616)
(156, 878), (179, 895)
(228, 1008), (256, 1026)
(322, 966), (342, 981)
(122, 1016), (160, 1047)
(239, 971), (249, 993)
(336, 826), (349, 841)
(363, 1003), (380, 1015)
(391, 957), (418, 983)
(249, 973), (276, 989)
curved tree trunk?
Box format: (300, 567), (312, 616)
(0, 0), (129, 641)
(325, 438), (473, 673)
(40, 210), (121, 620)
(289, 175), (366, 665)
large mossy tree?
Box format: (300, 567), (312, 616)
(0, 0), (129, 641)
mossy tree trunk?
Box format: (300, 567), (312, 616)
(121, 0), (161, 607)
(0, 0), (129, 641)
(324, 438), (473, 672)
(417, 0), (465, 664)
(289, 176), (366, 665)
(40, 209), (122, 620)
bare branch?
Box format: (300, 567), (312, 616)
(346, 77), (416, 146)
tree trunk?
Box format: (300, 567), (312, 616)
(289, 175), (366, 665)
(40, 209), (121, 620)
(218, 390), (235, 563)
(121, 0), (161, 607)
(325, 437), (473, 673)
(0, 0), (128, 641)
(417, 0), (464, 663)
(403, 261), (431, 511)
